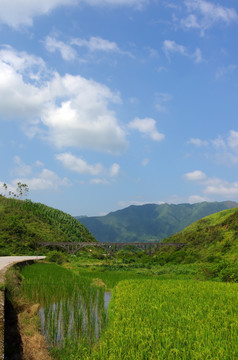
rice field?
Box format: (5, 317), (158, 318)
(91, 279), (238, 360)
(21, 263), (109, 359)
(20, 264), (238, 359)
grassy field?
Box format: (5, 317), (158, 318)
(12, 262), (238, 359)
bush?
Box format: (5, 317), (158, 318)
(46, 251), (67, 265)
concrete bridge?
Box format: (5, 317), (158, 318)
(38, 242), (187, 256)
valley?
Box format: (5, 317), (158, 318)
(1, 196), (238, 359)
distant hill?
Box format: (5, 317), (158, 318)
(0, 196), (95, 255)
(76, 201), (238, 243)
(159, 207), (238, 263)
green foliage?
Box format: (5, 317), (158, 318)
(156, 207), (238, 266)
(78, 201), (238, 243)
(46, 250), (68, 265)
(0, 196), (95, 255)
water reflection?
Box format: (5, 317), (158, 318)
(39, 288), (111, 348)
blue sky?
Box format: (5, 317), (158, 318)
(1, 0), (238, 216)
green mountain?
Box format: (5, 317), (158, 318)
(158, 207), (238, 264)
(76, 201), (238, 243)
(0, 196), (95, 255)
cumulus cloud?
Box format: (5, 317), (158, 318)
(90, 178), (109, 185)
(187, 138), (208, 147)
(204, 180), (238, 197)
(0, 0), (148, 28)
(163, 40), (202, 63)
(184, 170), (206, 181)
(188, 195), (209, 203)
(182, 0), (238, 35)
(187, 130), (238, 164)
(72, 36), (120, 53)
(184, 169), (238, 199)
(45, 36), (77, 61)
(13, 168), (70, 190)
(228, 130), (238, 149)
(56, 152), (103, 175)
(56, 153), (120, 179)
(0, 46), (127, 153)
(128, 117), (164, 142)
(109, 163), (120, 177)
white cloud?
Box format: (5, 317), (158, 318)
(0, 0), (148, 28)
(187, 138), (208, 147)
(11, 156), (32, 177)
(0, 181), (17, 196)
(188, 195), (209, 203)
(215, 65), (237, 80)
(184, 170), (206, 181)
(184, 169), (238, 199)
(0, 0), (76, 28)
(141, 158), (149, 166)
(56, 152), (103, 175)
(155, 92), (172, 113)
(90, 178), (109, 185)
(188, 131), (238, 165)
(204, 180), (238, 197)
(0, 47), (127, 154)
(45, 36), (76, 61)
(128, 117), (165, 142)
(227, 130), (238, 149)
(72, 36), (120, 53)
(193, 48), (202, 63)
(13, 169), (70, 190)
(109, 163), (120, 177)
(211, 135), (226, 150)
(163, 40), (186, 58)
(162, 40), (202, 63)
(183, 0), (238, 34)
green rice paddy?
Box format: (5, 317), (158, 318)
(20, 263), (238, 359)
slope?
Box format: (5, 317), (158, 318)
(0, 196), (95, 255)
(77, 201), (238, 243)
(159, 207), (238, 263)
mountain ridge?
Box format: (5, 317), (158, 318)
(76, 201), (238, 243)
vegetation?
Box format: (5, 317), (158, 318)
(0, 196), (95, 255)
(158, 207), (238, 262)
(5, 261), (238, 360)
(92, 279), (238, 360)
(3, 198), (238, 359)
(77, 201), (238, 243)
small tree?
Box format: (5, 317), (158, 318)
(1, 182), (29, 199)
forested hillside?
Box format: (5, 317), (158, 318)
(77, 201), (238, 243)
(0, 196), (95, 255)
(158, 207), (238, 265)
